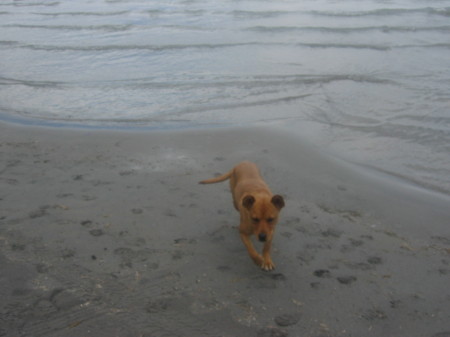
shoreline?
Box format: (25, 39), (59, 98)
(1, 121), (449, 336)
(3, 111), (450, 199)
(0, 110), (223, 132)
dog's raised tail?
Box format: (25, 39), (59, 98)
(199, 170), (233, 184)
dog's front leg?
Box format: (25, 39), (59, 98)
(261, 240), (275, 271)
(240, 233), (264, 268)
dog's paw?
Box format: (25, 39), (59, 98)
(261, 258), (275, 271)
(252, 255), (275, 271)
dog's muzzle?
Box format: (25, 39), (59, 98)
(258, 233), (267, 242)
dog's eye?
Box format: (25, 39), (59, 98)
(252, 217), (260, 223)
(267, 218), (275, 223)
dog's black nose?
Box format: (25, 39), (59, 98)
(258, 233), (267, 242)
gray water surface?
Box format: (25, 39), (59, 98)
(1, 0), (450, 194)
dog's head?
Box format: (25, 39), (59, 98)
(242, 194), (285, 242)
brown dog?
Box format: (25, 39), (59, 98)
(199, 161), (285, 270)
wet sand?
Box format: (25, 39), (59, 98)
(1, 122), (449, 337)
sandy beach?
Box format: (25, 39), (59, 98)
(1, 122), (449, 337)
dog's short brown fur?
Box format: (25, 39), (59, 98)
(199, 161), (285, 270)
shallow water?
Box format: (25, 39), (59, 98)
(1, 0), (449, 194)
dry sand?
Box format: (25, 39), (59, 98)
(1, 122), (449, 337)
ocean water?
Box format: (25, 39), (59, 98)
(1, 0), (449, 195)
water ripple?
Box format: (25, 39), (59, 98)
(7, 41), (448, 52)
(308, 7), (450, 17)
(246, 25), (450, 34)
(0, 1), (59, 7)
(4, 23), (132, 31)
(33, 10), (130, 16)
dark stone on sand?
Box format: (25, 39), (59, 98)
(172, 250), (184, 260)
(51, 289), (85, 309)
(11, 243), (25, 251)
(314, 269), (331, 278)
(321, 228), (342, 238)
(80, 220), (93, 227)
(89, 229), (104, 237)
(390, 300), (401, 308)
(114, 247), (133, 256)
(367, 256), (383, 265)
(349, 239), (364, 247)
(145, 298), (173, 314)
(337, 276), (357, 285)
(35, 263), (49, 273)
(271, 273), (286, 281)
(164, 209), (177, 217)
(310, 282), (321, 289)
(362, 308), (387, 321)
(29, 208), (47, 218)
(274, 314), (300, 327)
(61, 249), (75, 259)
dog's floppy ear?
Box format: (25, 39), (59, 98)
(271, 195), (285, 210)
(242, 195), (255, 210)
